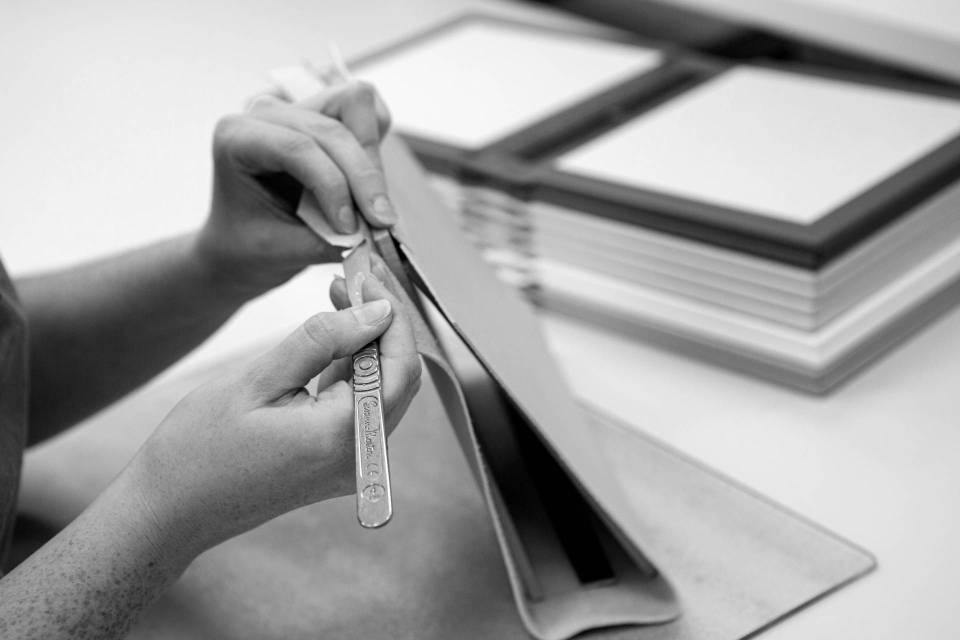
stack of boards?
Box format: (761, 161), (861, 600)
(279, 15), (960, 392)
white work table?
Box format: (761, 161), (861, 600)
(1, 1), (958, 638)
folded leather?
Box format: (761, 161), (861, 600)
(372, 134), (874, 639)
(372, 230), (678, 639)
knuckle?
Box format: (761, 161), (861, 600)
(214, 113), (243, 135)
(351, 165), (384, 186)
(234, 363), (274, 401)
(280, 132), (318, 158)
(313, 177), (350, 213)
(301, 313), (336, 348)
(245, 93), (279, 113)
(315, 167), (348, 195)
(212, 115), (244, 152)
(313, 116), (349, 140)
(347, 80), (378, 103)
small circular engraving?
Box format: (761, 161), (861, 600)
(356, 356), (377, 373)
(362, 483), (386, 503)
(366, 463), (380, 479)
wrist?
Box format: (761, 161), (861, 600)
(96, 465), (205, 575)
(111, 456), (216, 569)
(191, 223), (305, 302)
(187, 228), (270, 304)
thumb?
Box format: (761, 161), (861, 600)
(246, 300), (392, 399)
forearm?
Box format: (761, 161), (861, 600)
(19, 232), (252, 442)
(0, 471), (196, 639)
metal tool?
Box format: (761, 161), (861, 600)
(291, 43), (393, 527)
(343, 219), (393, 528)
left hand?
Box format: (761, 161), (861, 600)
(194, 80), (394, 298)
(124, 270), (421, 557)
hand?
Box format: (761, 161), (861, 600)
(123, 271), (421, 559)
(194, 80), (394, 297)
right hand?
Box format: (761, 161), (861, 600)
(195, 80), (395, 298)
(121, 271), (421, 559)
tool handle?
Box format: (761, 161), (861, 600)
(353, 342), (393, 528)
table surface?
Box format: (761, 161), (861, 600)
(2, 1), (958, 639)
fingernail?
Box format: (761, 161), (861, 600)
(361, 273), (382, 301)
(338, 205), (358, 232)
(352, 299), (391, 324)
(352, 271), (366, 300)
(372, 195), (397, 225)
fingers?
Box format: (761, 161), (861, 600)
(337, 84), (385, 175)
(245, 87), (290, 112)
(369, 253), (407, 300)
(360, 273), (422, 421)
(214, 115), (357, 233)
(323, 267), (421, 431)
(330, 274), (349, 310)
(329, 254), (406, 312)
(244, 100), (364, 233)
(248, 94), (396, 231)
(310, 356), (353, 397)
(299, 81), (392, 149)
(245, 301), (394, 399)
(362, 257), (424, 431)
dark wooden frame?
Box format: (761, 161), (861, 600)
(531, 61), (960, 268)
(348, 13), (695, 177)
(351, 13), (960, 269)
